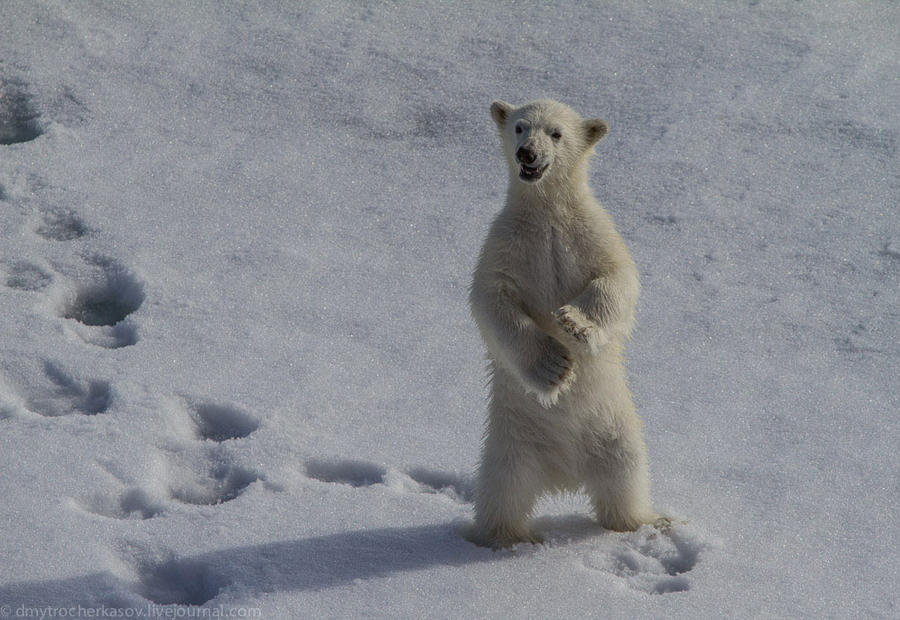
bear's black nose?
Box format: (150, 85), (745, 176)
(516, 146), (537, 165)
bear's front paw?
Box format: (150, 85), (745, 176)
(554, 305), (608, 352)
(527, 337), (575, 407)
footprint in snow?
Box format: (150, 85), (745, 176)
(80, 452), (263, 520)
(7, 189), (141, 347)
(134, 556), (229, 607)
(35, 205), (89, 241)
(56, 255), (144, 349)
(304, 458), (473, 502)
(176, 397), (260, 442)
(167, 456), (262, 507)
(0, 174), (91, 241)
(79, 430), (264, 520)
(406, 466), (474, 502)
(59, 256), (144, 326)
(160, 398), (262, 505)
(0, 76), (43, 145)
(3, 259), (53, 292)
(304, 457), (710, 594)
(878, 241), (900, 262)
(576, 520), (712, 595)
(79, 485), (166, 521)
(304, 458), (387, 487)
(24, 360), (112, 417)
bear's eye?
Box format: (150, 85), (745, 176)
(551, 130), (562, 141)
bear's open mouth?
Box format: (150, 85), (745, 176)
(518, 163), (547, 182)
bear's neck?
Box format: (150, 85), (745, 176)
(506, 164), (594, 217)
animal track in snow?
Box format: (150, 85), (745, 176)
(48, 85), (90, 128)
(305, 458), (474, 502)
(56, 256), (144, 348)
(79, 396), (263, 521)
(580, 523), (708, 595)
(878, 241), (900, 262)
(0, 77), (43, 145)
(304, 458), (709, 593)
(26, 361), (112, 417)
(81, 436), (265, 520)
(77, 322), (139, 349)
(305, 458), (387, 487)
(166, 404), (262, 505)
(85, 455), (263, 515)
(646, 214), (679, 226)
(4, 260), (52, 291)
(59, 257), (144, 327)
(35, 205), (88, 241)
(406, 467), (475, 502)
(168, 454), (261, 507)
(135, 557), (229, 606)
(80, 486), (166, 521)
(181, 398), (260, 442)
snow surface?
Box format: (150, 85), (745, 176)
(1, 1), (898, 617)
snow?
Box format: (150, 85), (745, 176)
(1, 1), (897, 617)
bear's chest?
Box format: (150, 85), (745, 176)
(510, 221), (592, 315)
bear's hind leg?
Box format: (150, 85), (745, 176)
(589, 490), (658, 532)
(472, 437), (545, 548)
(584, 442), (658, 532)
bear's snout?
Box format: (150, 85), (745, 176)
(516, 145), (538, 165)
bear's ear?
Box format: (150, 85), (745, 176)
(584, 119), (609, 145)
(490, 100), (513, 127)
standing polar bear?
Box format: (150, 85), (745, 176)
(469, 99), (660, 548)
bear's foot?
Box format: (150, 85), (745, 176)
(466, 523), (544, 550)
(651, 515), (689, 533)
(594, 509), (662, 533)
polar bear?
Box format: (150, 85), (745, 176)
(468, 99), (659, 548)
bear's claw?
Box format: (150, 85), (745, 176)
(554, 305), (608, 352)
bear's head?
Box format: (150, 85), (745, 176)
(490, 99), (607, 186)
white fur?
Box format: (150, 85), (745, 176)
(469, 99), (658, 548)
